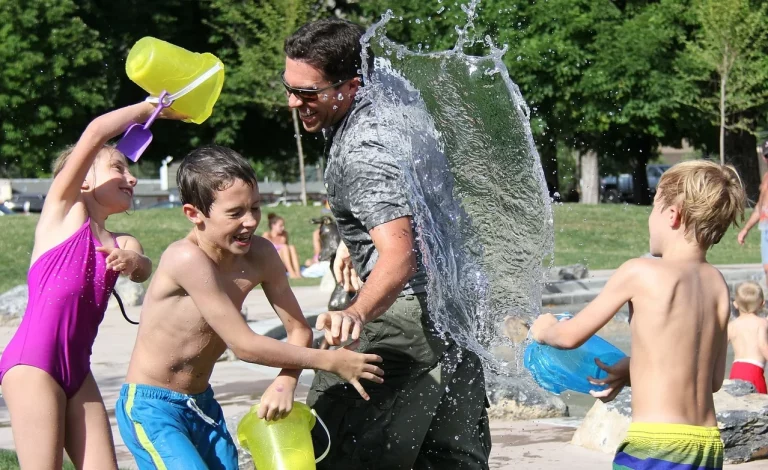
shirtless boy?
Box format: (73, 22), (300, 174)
(116, 145), (383, 470)
(531, 160), (746, 469)
(728, 281), (768, 393)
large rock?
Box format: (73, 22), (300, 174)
(0, 285), (28, 324)
(112, 276), (146, 306)
(571, 380), (768, 464)
(558, 264), (589, 281)
(486, 373), (569, 420)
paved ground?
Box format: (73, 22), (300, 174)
(0, 277), (766, 469)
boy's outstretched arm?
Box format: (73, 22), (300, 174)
(166, 244), (384, 400)
(259, 245), (314, 420)
(530, 259), (641, 349)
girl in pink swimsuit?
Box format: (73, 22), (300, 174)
(0, 102), (181, 469)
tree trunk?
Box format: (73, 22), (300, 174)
(631, 140), (652, 206)
(580, 151), (599, 204)
(724, 128), (760, 204)
(539, 137), (560, 200)
(719, 70), (727, 165)
(292, 108), (308, 206)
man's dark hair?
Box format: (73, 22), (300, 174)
(284, 17), (372, 82)
(176, 144), (258, 216)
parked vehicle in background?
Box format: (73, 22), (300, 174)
(140, 200), (183, 210)
(600, 164), (671, 204)
(3, 193), (45, 213)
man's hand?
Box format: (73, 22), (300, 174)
(96, 246), (140, 276)
(333, 242), (361, 292)
(316, 310), (366, 346)
(258, 376), (297, 421)
(588, 357), (630, 402)
(529, 313), (559, 343)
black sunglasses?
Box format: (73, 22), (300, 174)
(281, 72), (352, 102)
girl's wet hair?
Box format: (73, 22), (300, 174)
(176, 144), (258, 216)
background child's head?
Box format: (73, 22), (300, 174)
(734, 281), (765, 315)
(177, 144), (260, 253)
(53, 144), (137, 214)
(267, 213), (285, 234)
(649, 160), (745, 255)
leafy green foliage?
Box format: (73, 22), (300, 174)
(0, 0), (110, 176)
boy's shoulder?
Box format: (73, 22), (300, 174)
(156, 237), (215, 275)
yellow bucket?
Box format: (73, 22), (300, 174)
(236, 401), (330, 470)
(125, 37), (225, 124)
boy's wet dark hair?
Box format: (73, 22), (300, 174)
(284, 17), (372, 82)
(177, 144), (257, 216)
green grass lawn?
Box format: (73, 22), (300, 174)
(0, 203), (760, 293)
(0, 449), (131, 470)
(0, 205), (327, 294)
(551, 203), (760, 268)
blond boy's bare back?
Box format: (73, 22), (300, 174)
(628, 258), (730, 426)
(125, 233), (303, 394)
(729, 314), (768, 366)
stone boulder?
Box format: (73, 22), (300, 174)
(486, 373), (569, 420)
(0, 285), (28, 324)
(558, 264), (589, 281)
(112, 276), (146, 307)
(571, 380), (768, 464)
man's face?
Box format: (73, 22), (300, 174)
(283, 58), (359, 133)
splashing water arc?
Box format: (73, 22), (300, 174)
(359, 9), (555, 373)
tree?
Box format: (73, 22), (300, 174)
(677, 0), (768, 165)
(0, 0), (111, 176)
(579, 0), (693, 205)
(203, 0), (320, 183)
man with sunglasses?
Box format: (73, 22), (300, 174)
(283, 17), (491, 470)
(738, 140), (768, 284)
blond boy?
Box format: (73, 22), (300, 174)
(531, 160), (746, 469)
(728, 281), (768, 393)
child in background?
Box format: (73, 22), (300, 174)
(0, 102), (173, 469)
(728, 281), (768, 393)
(263, 213), (303, 278)
(531, 160), (746, 470)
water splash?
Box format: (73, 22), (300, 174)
(360, 7), (554, 374)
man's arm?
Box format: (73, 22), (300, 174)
(317, 217), (416, 345)
(531, 259), (641, 349)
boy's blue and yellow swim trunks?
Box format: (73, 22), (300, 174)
(116, 383), (238, 470)
(613, 422), (724, 470)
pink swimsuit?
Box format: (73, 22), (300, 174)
(0, 219), (118, 398)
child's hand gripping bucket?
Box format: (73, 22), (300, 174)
(125, 36), (225, 125)
(116, 91), (171, 162)
(236, 401), (330, 470)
